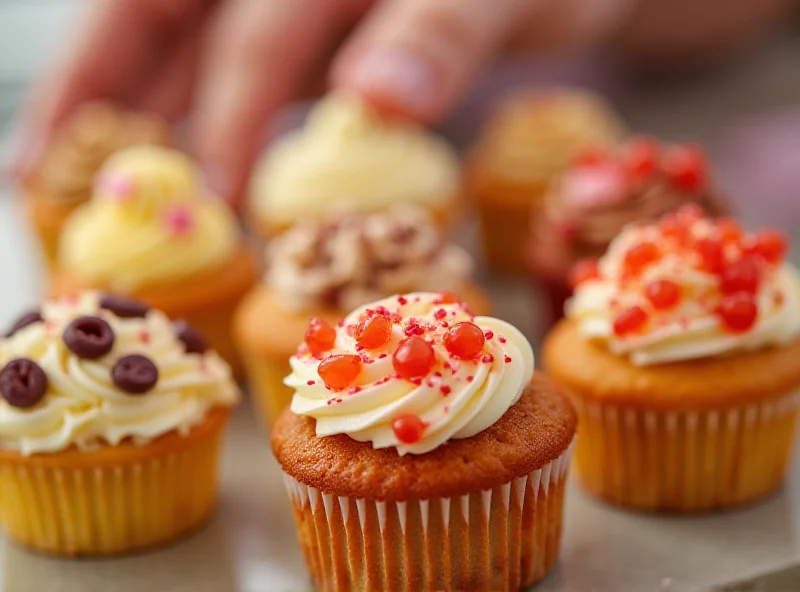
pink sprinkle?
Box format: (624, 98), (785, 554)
(97, 172), (135, 201)
(163, 205), (194, 236)
(434, 308), (447, 320)
(397, 296), (408, 305)
(414, 296), (421, 303)
(348, 386), (362, 395)
(427, 380), (435, 388)
(482, 354), (494, 364)
(484, 331), (494, 340)
(307, 380), (316, 386)
(337, 318), (345, 327)
(139, 331), (150, 344)
(64, 293), (79, 305)
(378, 353), (387, 359)
(450, 311), (457, 316)
(504, 355), (512, 363)
(498, 336), (507, 344)
(440, 385), (451, 396)
(411, 378), (422, 386)
(444, 405), (450, 413)
(467, 376), (474, 383)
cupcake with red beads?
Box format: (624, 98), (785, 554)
(528, 136), (727, 330)
(272, 292), (576, 591)
(544, 206), (800, 511)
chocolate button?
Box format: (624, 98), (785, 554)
(4, 310), (42, 338)
(63, 316), (115, 359)
(0, 358), (48, 408)
(112, 354), (158, 394)
(99, 294), (150, 319)
(173, 320), (208, 354)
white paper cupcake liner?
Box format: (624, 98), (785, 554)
(281, 439), (574, 592)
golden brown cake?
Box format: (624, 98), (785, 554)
(49, 146), (258, 374)
(234, 205), (491, 426)
(272, 293), (576, 591)
(0, 291), (239, 555)
(544, 207), (800, 511)
(467, 88), (624, 274)
(22, 102), (171, 266)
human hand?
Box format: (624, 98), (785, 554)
(13, 0), (626, 204)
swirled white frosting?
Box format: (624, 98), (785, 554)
(568, 213), (800, 365)
(285, 293), (534, 455)
(0, 292), (239, 455)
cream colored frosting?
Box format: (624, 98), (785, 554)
(0, 292), (238, 456)
(286, 293), (534, 455)
(267, 205), (472, 312)
(59, 146), (240, 291)
(250, 94), (459, 225)
(568, 214), (800, 365)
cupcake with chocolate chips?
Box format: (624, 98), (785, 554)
(22, 102), (171, 266)
(529, 136), (728, 330)
(50, 146), (258, 373)
(0, 291), (238, 555)
(234, 205), (490, 425)
(272, 292), (576, 591)
(544, 207), (800, 511)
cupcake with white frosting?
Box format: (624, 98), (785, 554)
(0, 291), (238, 555)
(272, 292), (576, 591)
(544, 206), (800, 511)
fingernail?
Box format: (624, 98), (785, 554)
(349, 51), (436, 115)
(203, 165), (231, 201)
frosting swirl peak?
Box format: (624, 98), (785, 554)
(285, 293), (534, 455)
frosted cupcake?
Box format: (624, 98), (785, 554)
(248, 94), (459, 237)
(273, 293), (576, 591)
(529, 137), (728, 328)
(466, 88), (624, 273)
(0, 291), (238, 555)
(50, 146), (258, 372)
(22, 102), (171, 266)
(544, 207), (800, 511)
(234, 205), (490, 425)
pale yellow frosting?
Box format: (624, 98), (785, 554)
(286, 293), (534, 455)
(0, 292), (238, 455)
(59, 146), (240, 291)
(249, 94), (459, 225)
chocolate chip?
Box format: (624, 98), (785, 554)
(4, 310), (43, 338)
(63, 316), (115, 359)
(0, 358), (48, 408)
(173, 320), (208, 354)
(112, 354), (158, 394)
(99, 294), (150, 319)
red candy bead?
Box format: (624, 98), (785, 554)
(717, 293), (758, 333)
(623, 241), (660, 275)
(318, 355), (362, 390)
(663, 144), (707, 192)
(392, 414), (426, 444)
(444, 322), (485, 360)
(568, 258), (600, 289)
(613, 305), (648, 336)
(644, 279), (681, 309)
(720, 257), (761, 296)
(622, 136), (660, 179)
(356, 314), (392, 350)
(304, 317), (336, 356)
(694, 237), (726, 274)
(393, 336), (435, 380)
(744, 229), (788, 264)
(437, 292), (459, 304)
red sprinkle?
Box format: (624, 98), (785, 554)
(467, 376), (474, 383)
(139, 330), (150, 344)
(482, 354), (494, 364)
(504, 355), (512, 363)
(307, 380), (316, 385)
(440, 385), (452, 395)
(397, 296), (408, 305)
(484, 331), (494, 340)
(378, 353), (387, 359)
(434, 308), (447, 320)
(411, 377), (422, 386)
(348, 385), (362, 395)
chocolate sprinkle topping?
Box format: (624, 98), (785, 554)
(63, 316), (115, 359)
(99, 294), (150, 319)
(173, 320), (208, 354)
(0, 358), (48, 408)
(112, 354), (159, 394)
(4, 310), (43, 338)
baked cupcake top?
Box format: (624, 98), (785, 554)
(32, 102), (170, 203)
(529, 137), (728, 280)
(0, 292), (238, 456)
(568, 206), (800, 365)
(472, 88), (623, 184)
(284, 293), (534, 456)
(249, 94), (459, 226)
(59, 146), (240, 291)
(266, 205), (472, 312)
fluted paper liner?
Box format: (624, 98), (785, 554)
(570, 392), (799, 511)
(282, 439), (574, 592)
(0, 408), (229, 556)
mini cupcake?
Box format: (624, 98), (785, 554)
(272, 293), (576, 591)
(248, 94), (459, 238)
(544, 207), (800, 511)
(529, 137), (728, 329)
(22, 102), (171, 266)
(0, 291), (239, 555)
(466, 88), (624, 274)
(50, 146), (258, 373)
(234, 205), (491, 426)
